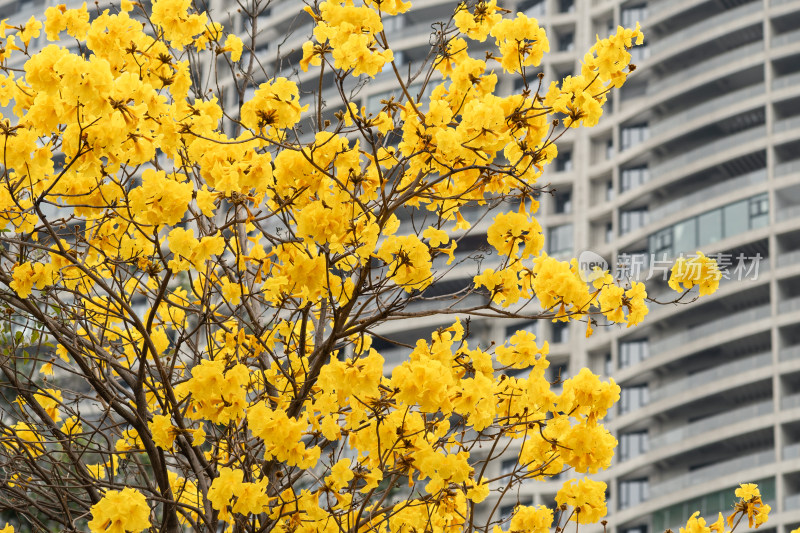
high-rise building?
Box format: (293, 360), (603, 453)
(255, 0), (800, 532)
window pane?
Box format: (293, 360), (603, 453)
(672, 219), (696, 256)
(698, 209), (722, 246)
(723, 200), (749, 238)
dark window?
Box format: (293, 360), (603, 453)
(553, 322), (570, 344)
(556, 150), (573, 172)
(549, 363), (568, 383)
(555, 191), (572, 214)
(559, 0), (574, 13)
(558, 32), (574, 52)
(518, 0), (545, 17)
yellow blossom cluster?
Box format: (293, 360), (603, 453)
(676, 484), (771, 533)
(0, 0), (733, 531)
(669, 251), (723, 296)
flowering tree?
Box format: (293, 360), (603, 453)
(0, 0), (770, 532)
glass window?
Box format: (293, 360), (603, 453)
(722, 199), (749, 238)
(620, 385), (649, 414)
(606, 181), (615, 201)
(623, 526), (648, 533)
(559, 0), (574, 13)
(630, 45), (650, 62)
(382, 13), (405, 32)
(555, 191), (572, 214)
(620, 478), (649, 509)
(556, 150), (573, 172)
(649, 227), (672, 257)
(620, 339), (649, 368)
(606, 139), (614, 160)
(620, 431), (649, 461)
(499, 505), (516, 522)
(604, 353), (613, 375)
(553, 322), (570, 344)
(549, 363), (568, 382)
(558, 32), (574, 52)
(621, 165), (650, 192)
(500, 459), (517, 476)
(621, 123), (649, 151)
(518, 0), (545, 18)
(606, 222), (613, 243)
(506, 320), (537, 338)
(620, 207), (650, 234)
(698, 209), (722, 246)
(749, 194), (769, 229)
(548, 224), (573, 254)
(621, 4), (647, 27)
(672, 218), (697, 257)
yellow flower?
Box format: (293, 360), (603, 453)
(510, 505), (553, 533)
(487, 211), (543, 258)
(19, 16), (42, 46)
(735, 483), (761, 501)
(326, 458), (354, 491)
(223, 34), (243, 61)
(668, 252), (722, 296)
(680, 512), (711, 533)
(556, 478), (607, 524)
(34, 388), (62, 422)
(465, 477), (490, 503)
(88, 488), (151, 533)
(376, 234), (433, 292)
(149, 414), (177, 449)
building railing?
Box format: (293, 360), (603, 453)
(778, 295), (800, 314)
(775, 159), (800, 178)
(650, 84), (765, 139)
(784, 442), (800, 460)
(649, 449), (775, 499)
(781, 391), (800, 410)
(647, 42), (763, 97)
(650, 126), (766, 181)
(650, 304), (771, 355)
(772, 27), (800, 48)
(773, 115), (800, 134)
(649, 169), (766, 222)
(650, 352), (772, 403)
(650, 400), (773, 451)
(779, 344), (800, 361)
(649, 2), (761, 58)
(786, 493), (800, 512)
(777, 204), (800, 223)
(772, 71), (800, 91)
